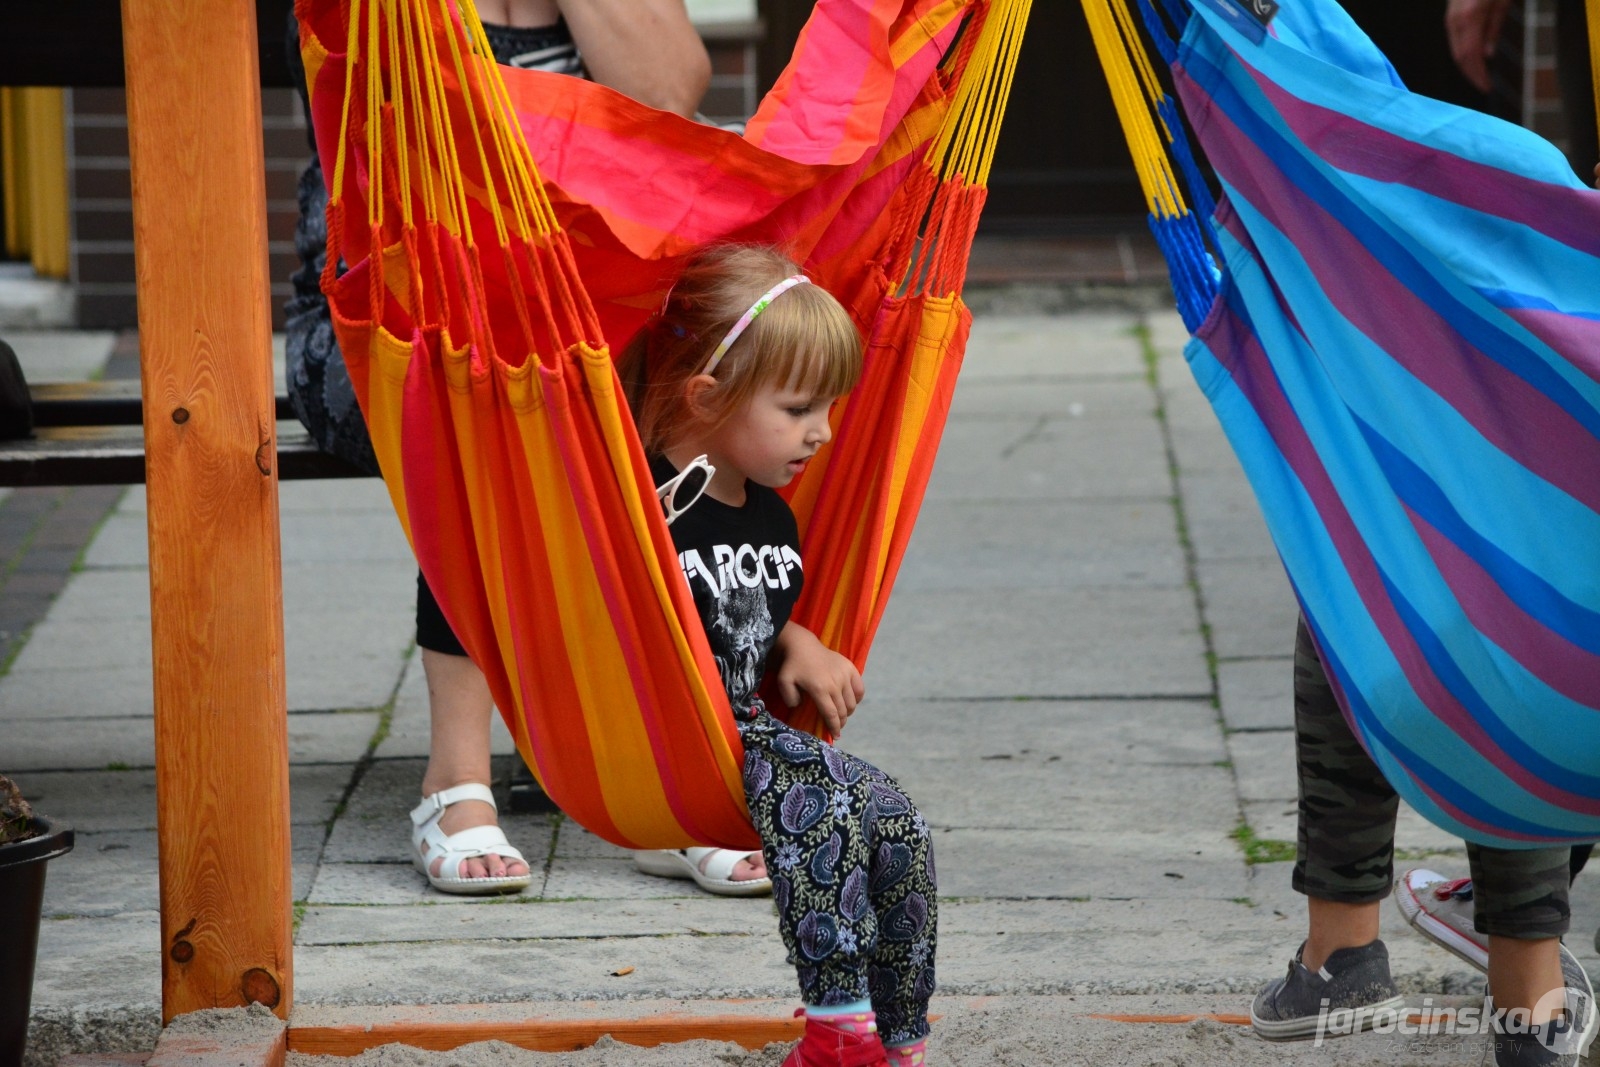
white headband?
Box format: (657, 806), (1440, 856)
(700, 275), (811, 375)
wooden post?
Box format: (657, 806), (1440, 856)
(121, 0), (293, 1020)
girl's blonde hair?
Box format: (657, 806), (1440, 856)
(619, 245), (863, 454)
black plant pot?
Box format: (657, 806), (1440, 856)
(0, 817), (74, 1067)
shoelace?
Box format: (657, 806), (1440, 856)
(1430, 877), (1474, 902)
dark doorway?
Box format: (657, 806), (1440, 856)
(756, 1), (1150, 234)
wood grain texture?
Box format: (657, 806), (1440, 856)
(121, 0), (293, 1022)
(287, 1014), (805, 1056)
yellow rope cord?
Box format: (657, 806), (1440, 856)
(1079, 0), (1186, 219)
(330, 0), (363, 214)
(1589, 0), (1600, 156)
(929, 0), (1033, 187)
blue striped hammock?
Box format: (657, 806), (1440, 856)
(1086, 0), (1600, 846)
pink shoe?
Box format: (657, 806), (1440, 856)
(782, 1011), (889, 1067)
(1394, 868), (1488, 971)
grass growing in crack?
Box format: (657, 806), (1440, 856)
(1232, 822), (1296, 865)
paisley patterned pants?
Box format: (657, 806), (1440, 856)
(738, 704), (937, 1046)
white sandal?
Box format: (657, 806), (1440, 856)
(632, 847), (772, 897)
(410, 783), (532, 895)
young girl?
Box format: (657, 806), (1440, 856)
(620, 245), (937, 1067)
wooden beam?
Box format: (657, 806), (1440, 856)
(121, 0), (293, 1021)
(288, 1013), (805, 1056)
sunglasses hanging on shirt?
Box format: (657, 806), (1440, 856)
(656, 455), (715, 526)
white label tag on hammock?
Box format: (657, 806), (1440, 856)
(1192, 0), (1278, 43)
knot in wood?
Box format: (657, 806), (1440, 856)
(169, 940), (194, 963)
(241, 967), (281, 1007)
(171, 407), (190, 425)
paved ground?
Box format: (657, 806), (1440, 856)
(7, 308), (1598, 1064)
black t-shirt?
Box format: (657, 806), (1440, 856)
(650, 454), (804, 716)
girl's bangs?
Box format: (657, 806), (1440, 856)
(760, 294), (863, 398)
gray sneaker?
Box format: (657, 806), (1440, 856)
(1251, 939), (1405, 1041)
(1485, 944), (1597, 1066)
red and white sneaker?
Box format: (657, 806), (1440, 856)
(782, 1010), (890, 1067)
(1394, 868), (1488, 972)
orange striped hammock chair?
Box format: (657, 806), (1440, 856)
(296, 0), (1030, 850)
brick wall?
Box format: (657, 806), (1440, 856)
(69, 87), (304, 330)
(64, 29), (762, 330)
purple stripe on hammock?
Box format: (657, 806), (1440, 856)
(1203, 296), (1600, 815)
(1177, 65), (1600, 515)
(1403, 501), (1600, 708)
(1241, 61), (1600, 260)
(1503, 308), (1600, 389)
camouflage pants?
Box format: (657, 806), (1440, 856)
(739, 704), (937, 1045)
(1291, 616), (1574, 939)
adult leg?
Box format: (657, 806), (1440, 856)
(1470, 842), (1574, 1022)
(1252, 616), (1403, 1039)
(1290, 617), (1399, 966)
(415, 573), (528, 883)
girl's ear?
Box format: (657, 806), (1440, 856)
(682, 373), (719, 420)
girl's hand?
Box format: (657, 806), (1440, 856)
(774, 623), (864, 736)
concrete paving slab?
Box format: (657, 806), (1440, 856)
(964, 312), (1144, 380)
(297, 897), (775, 946)
(2, 710), (379, 772)
(103, 482), (383, 517)
(306, 862), (448, 906)
(1169, 422), (1253, 478)
(1196, 558), (1298, 660)
(273, 479), (402, 515)
(1146, 308), (1190, 358)
(553, 824), (640, 861)
(286, 652), (408, 713)
(892, 499), (1185, 593)
(33, 570), (153, 621)
(1226, 730), (1298, 803)
(543, 857), (724, 901)
(77, 514), (149, 569)
(11, 617), (152, 671)
(865, 755), (1237, 834)
(838, 699), (1234, 831)
(0, 664), (155, 719)
(40, 827), (323, 917)
(82, 511), (415, 574)
(932, 828), (1247, 900)
(1216, 658), (1294, 733)
(7, 330), (117, 381)
(279, 513), (413, 564)
(29, 910), (163, 1012)
(290, 935), (800, 1005)
(946, 378), (1153, 419)
(11, 765), (352, 833)
(923, 416), (1171, 503)
(842, 698), (1227, 768)
(868, 587), (1210, 700)
(1180, 471), (1279, 563)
